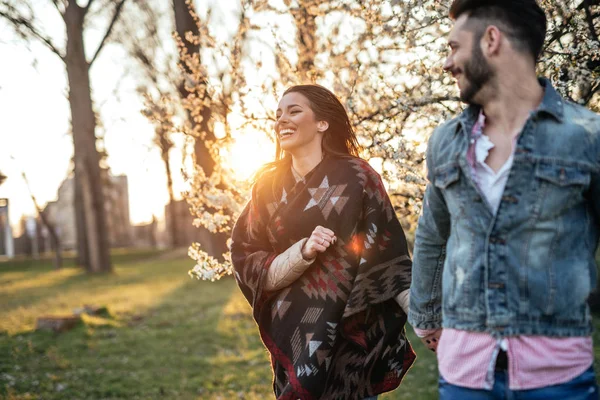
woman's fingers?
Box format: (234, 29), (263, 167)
(312, 234), (334, 249)
(312, 227), (336, 243)
(308, 237), (328, 253)
(314, 225), (335, 238)
(305, 227), (337, 257)
(320, 227), (335, 236)
(312, 243), (327, 252)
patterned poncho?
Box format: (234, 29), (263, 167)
(231, 155), (415, 399)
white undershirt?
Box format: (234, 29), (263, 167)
(472, 134), (515, 214)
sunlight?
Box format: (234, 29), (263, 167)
(224, 131), (275, 182)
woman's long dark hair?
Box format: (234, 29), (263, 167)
(255, 84), (360, 182)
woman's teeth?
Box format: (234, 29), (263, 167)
(279, 129), (295, 137)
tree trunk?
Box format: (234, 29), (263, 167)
(51, 234), (63, 270)
(172, 0), (216, 176)
(162, 148), (179, 248)
(65, 2), (112, 273)
(172, 0), (226, 258)
(74, 171), (89, 267)
(40, 213), (62, 270)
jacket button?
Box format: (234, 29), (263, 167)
(490, 237), (506, 245)
(501, 195), (518, 204)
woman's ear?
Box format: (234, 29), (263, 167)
(317, 120), (329, 133)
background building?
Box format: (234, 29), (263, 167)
(44, 175), (132, 250)
(0, 198), (14, 258)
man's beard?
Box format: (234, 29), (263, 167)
(460, 41), (494, 104)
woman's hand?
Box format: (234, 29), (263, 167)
(420, 329), (443, 353)
(301, 226), (336, 260)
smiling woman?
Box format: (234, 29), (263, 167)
(229, 84), (415, 399)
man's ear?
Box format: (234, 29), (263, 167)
(317, 120), (329, 133)
(483, 25), (502, 56)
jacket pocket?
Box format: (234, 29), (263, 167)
(533, 162), (590, 220)
(535, 163), (590, 187)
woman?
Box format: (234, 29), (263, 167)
(231, 85), (415, 399)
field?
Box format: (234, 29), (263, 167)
(0, 250), (597, 399)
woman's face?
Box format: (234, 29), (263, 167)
(275, 92), (328, 154)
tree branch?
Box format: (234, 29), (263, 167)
(356, 95), (459, 124)
(84, 0), (97, 13)
(88, 0), (127, 67)
(0, 7), (64, 61)
(50, 0), (69, 23)
(583, 1), (599, 42)
(50, 0), (64, 15)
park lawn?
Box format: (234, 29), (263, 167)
(0, 252), (598, 400)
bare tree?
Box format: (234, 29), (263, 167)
(20, 171), (62, 269)
(144, 102), (180, 248)
(0, 0), (130, 273)
(117, 1), (188, 249)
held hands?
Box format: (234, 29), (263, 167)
(301, 226), (336, 260)
(420, 329), (443, 353)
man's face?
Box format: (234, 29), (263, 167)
(443, 15), (495, 105)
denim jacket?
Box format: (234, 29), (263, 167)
(408, 79), (600, 338)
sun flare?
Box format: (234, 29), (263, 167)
(224, 131), (275, 182)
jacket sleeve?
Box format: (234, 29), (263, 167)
(264, 238), (315, 291)
(408, 128), (451, 330)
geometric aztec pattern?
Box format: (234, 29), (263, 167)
(231, 156), (415, 399)
(304, 176), (349, 220)
(350, 159), (394, 222)
(300, 241), (354, 302)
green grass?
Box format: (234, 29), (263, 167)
(0, 248), (165, 272)
(0, 252), (599, 399)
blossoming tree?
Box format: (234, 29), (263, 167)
(163, 0), (598, 281)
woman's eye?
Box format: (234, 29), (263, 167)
(290, 110), (300, 114)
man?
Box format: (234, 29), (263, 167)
(408, 0), (600, 398)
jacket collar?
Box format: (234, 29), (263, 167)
(455, 77), (564, 135)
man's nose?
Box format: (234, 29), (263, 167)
(443, 56), (453, 72)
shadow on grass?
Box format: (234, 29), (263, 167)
(0, 257), (274, 400)
(0, 250), (179, 320)
(3, 251), (600, 400)
(0, 248), (165, 273)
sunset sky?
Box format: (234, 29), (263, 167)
(0, 1), (277, 233)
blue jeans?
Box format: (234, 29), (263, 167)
(439, 366), (598, 400)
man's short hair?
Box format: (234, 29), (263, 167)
(449, 0), (547, 61)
